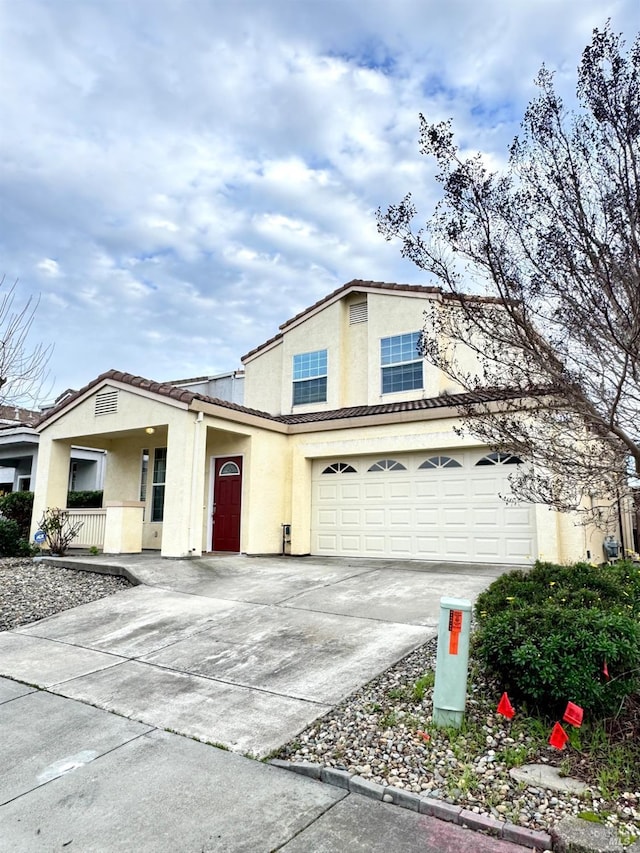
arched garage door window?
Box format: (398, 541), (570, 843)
(419, 455), (462, 469)
(322, 462), (357, 474)
(367, 459), (407, 471)
(475, 452), (522, 466)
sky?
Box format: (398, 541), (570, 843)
(1, 0), (638, 405)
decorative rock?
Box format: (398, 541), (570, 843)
(551, 816), (624, 853)
(509, 764), (589, 794)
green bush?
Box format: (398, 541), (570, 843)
(66, 490), (103, 509)
(0, 517), (34, 557)
(475, 604), (639, 715)
(474, 560), (640, 716)
(475, 560), (640, 622)
(0, 491), (34, 539)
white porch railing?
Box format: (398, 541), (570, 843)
(67, 509), (106, 548)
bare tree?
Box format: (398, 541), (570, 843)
(378, 23), (640, 525)
(0, 276), (52, 408)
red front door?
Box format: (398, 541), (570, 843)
(212, 456), (242, 552)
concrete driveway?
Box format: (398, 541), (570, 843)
(0, 554), (505, 757)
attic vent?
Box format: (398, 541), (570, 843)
(95, 389), (119, 416)
(349, 301), (367, 324)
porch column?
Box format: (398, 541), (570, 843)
(31, 437), (71, 540)
(161, 414), (207, 557)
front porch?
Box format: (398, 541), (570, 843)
(31, 375), (290, 558)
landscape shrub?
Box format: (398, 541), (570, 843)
(38, 507), (84, 556)
(473, 560), (640, 716)
(0, 491), (34, 539)
(0, 517), (33, 557)
(475, 560), (640, 621)
(66, 490), (103, 509)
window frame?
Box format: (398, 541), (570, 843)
(292, 349), (328, 405)
(380, 332), (423, 394)
(151, 447), (167, 522)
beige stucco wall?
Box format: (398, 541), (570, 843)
(242, 341), (283, 415)
(242, 288), (474, 417)
(32, 376), (602, 565)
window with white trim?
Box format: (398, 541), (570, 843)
(293, 349), (327, 405)
(380, 332), (423, 393)
(219, 461), (240, 476)
(151, 447), (167, 522)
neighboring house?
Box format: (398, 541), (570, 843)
(0, 402), (106, 495)
(31, 280), (631, 563)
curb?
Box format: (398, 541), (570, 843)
(269, 759), (553, 850)
(35, 556), (141, 587)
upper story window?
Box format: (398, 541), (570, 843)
(293, 349), (327, 405)
(380, 332), (423, 394)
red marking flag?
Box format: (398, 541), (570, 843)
(496, 692), (515, 719)
(549, 722), (569, 750)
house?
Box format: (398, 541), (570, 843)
(30, 280), (626, 563)
(0, 405), (106, 495)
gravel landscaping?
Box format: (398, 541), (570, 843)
(277, 639), (640, 846)
(0, 557), (132, 631)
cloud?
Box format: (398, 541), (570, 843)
(0, 0), (636, 400)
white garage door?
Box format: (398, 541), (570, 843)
(311, 450), (537, 564)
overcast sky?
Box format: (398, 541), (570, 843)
(1, 0), (638, 403)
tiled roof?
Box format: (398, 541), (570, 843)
(241, 279), (503, 361)
(36, 369), (282, 428)
(277, 389), (526, 424)
(36, 368), (537, 431)
(0, 405), (40, 426)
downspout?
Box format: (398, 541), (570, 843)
(188, 411), (204, 554)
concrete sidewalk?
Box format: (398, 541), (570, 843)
(0, 554), (534, 851)
(1, 677), (528, 852)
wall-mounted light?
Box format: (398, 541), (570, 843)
(145, 427), (155, 435)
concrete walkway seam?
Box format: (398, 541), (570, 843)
(269, 759), (553, 851)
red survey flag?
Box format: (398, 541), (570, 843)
(563, 702), (584, 728)
(496, 692), (515, 719)
(603, 660), (610, 680)
(549, 722), (569, 750)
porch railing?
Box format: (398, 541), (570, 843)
(66, 509), (106, 548)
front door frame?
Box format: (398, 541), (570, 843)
(207, 453), (244, 552)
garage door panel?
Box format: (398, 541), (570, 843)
(364, 508), (385, 525)
(442, 508), (468, 526)
(318, 509), (337, 525)
(474, 537), (501, 557)
(444, 536), (471, 556)
(339, 484), (361, 500)
(415, 482), (440, 499)
(473, 507), (500, 526)
(364, 483), (385, 499)
(504, 506), (534, 526)
(505, 538), (535, 558)
(311, 453), (536, 563)
(389, 481), (412, 499)
(340, 509), (360, 526)
(442, 480), (469, 498)
(389, 536), (413, 554)
(317, 484), (338, 500)
(416, 508), (438, 525)
(364, 536), (386, 552)
(390, 508), (412, 525)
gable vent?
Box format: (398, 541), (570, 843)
(95, 389), (119, 416)
(349, 301), (367, 324)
